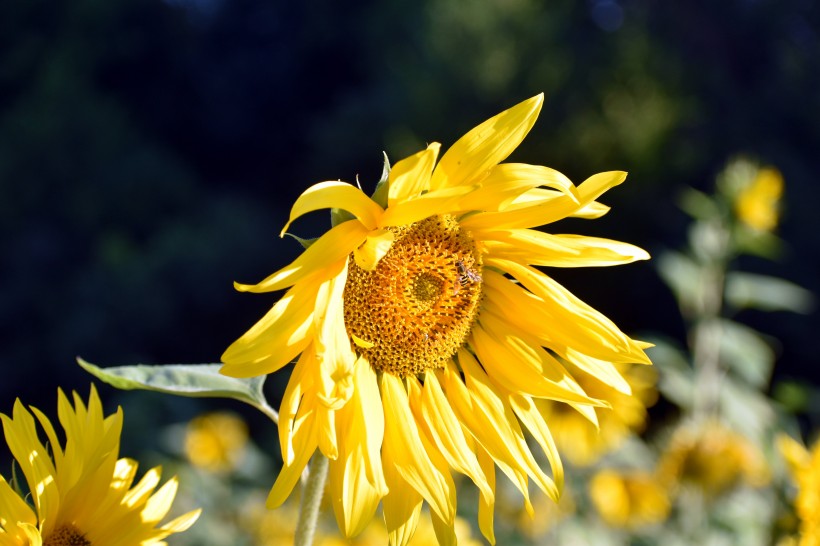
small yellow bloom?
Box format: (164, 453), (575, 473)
(589, 469), (670, 529)
(778, 434), (820, 546)
(184, 411), (249, 473)
(735, 167), (784, 232)
(222, 94), (652, 545)
(657, 421), (769, 497)
(0, 385), (200, 546)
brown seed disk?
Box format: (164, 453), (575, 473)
(343, 215), (482, 377)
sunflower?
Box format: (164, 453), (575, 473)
(0, 385), (200, 546)
(734, 166), (784, 232)
(221, 94), (651, 545)
(778, 434), (820, 546)
(589, 469), (670, 529)
(184, 411), (249, 474)
(657, 420), (769, 498)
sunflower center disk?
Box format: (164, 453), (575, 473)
(43, 525), (91, 546)
(343, 215), (483, 377)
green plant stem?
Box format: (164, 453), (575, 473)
(692, 254), (728, 420)
(294, 453), (329, 546)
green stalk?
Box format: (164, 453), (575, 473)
(294, 453), (329, 546)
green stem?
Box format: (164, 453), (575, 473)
(294, 453), (329, 546)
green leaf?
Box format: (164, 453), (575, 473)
(330, 207), (355, 228)
(645, 336), (694, 410)
(284, 232), (318, 249)
(77, 358), (277, 422)
(370, 151), (391, 208)
(725, 272), (814, 314)
(719, 377), (774, 440)
(678, 187), (720, 221)
(716, 319), (775, 389)
(657, 250), (703, 312)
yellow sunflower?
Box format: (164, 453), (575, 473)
(184, 411), (249, 474)
(657, 420), (769, 498)
(778, 434), (820, 546)
(0, 385), (200, 546)
(221, 94), (651, 545)
(735, 166), (784, 232)
(589, 469), (670, 529)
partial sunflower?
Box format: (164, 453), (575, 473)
(0, 385), (200, 546)
(657, 420), (769, 498)
(778, 434), (820, 546)
(221, 94), (651, 545)
(589, 469), (670, 529)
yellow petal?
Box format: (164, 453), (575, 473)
(429, 94), (544, 191)
(379, 185), (475, 227)
(508, 394), (564, 493)
(122, 466), (161, 508)
(278, 348), (314, 465)
(481, 229), (650, 267)
(221, 274), (321, 374)
(430, 509), (457, 546)
(438, 358), (539, 506)
(560, 347), (632, 395)
(234, 219), (369, 293)
(382, 458), (423, 546)
(457, 163), (578, 213)
(281, 181), (384, 235)
(327, 358), (388, 537)
(456, 350), (559, 500)
(1, 402), (60, 536)
(0, 476), (37, 535)
(416, 371), (493, 505)
(19, 524), (43, 546)
(483, 262), (649, 364)
(355, 358), (388, 495)
(470, 317), (605, 406)
(267, 404), (319, 508)
(353, 228), (395, 270)
(461, 170), (627, 230)
(381, 374), (456, 526)
(388, 143), (441, 206)
(141, 478), (178, 523)
(475, 445), (497, 545)
(159, 508), (202, 533)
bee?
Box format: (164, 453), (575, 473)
(453, 259), (482, 295)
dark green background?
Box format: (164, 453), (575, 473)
(1, 0), (818, 436)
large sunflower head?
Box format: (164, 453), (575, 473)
(221, 94), (652, 545)
(0, 385), (200, 546)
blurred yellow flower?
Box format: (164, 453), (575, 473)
(248, 497), (481, 546)
(184, 411), (249, 473)
(0, 385), (200, 546)
(657, 421), (769, 497)
(222, 94), (651, 545)
(539, 362), (658, 466)
(735, 166), (784, 232)
(778, 434), (820, 546)
(589, 469), (670, 529)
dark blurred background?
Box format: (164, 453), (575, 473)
(1, 0), (818, 440)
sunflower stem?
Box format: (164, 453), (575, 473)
(295, 453), (329, 546)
